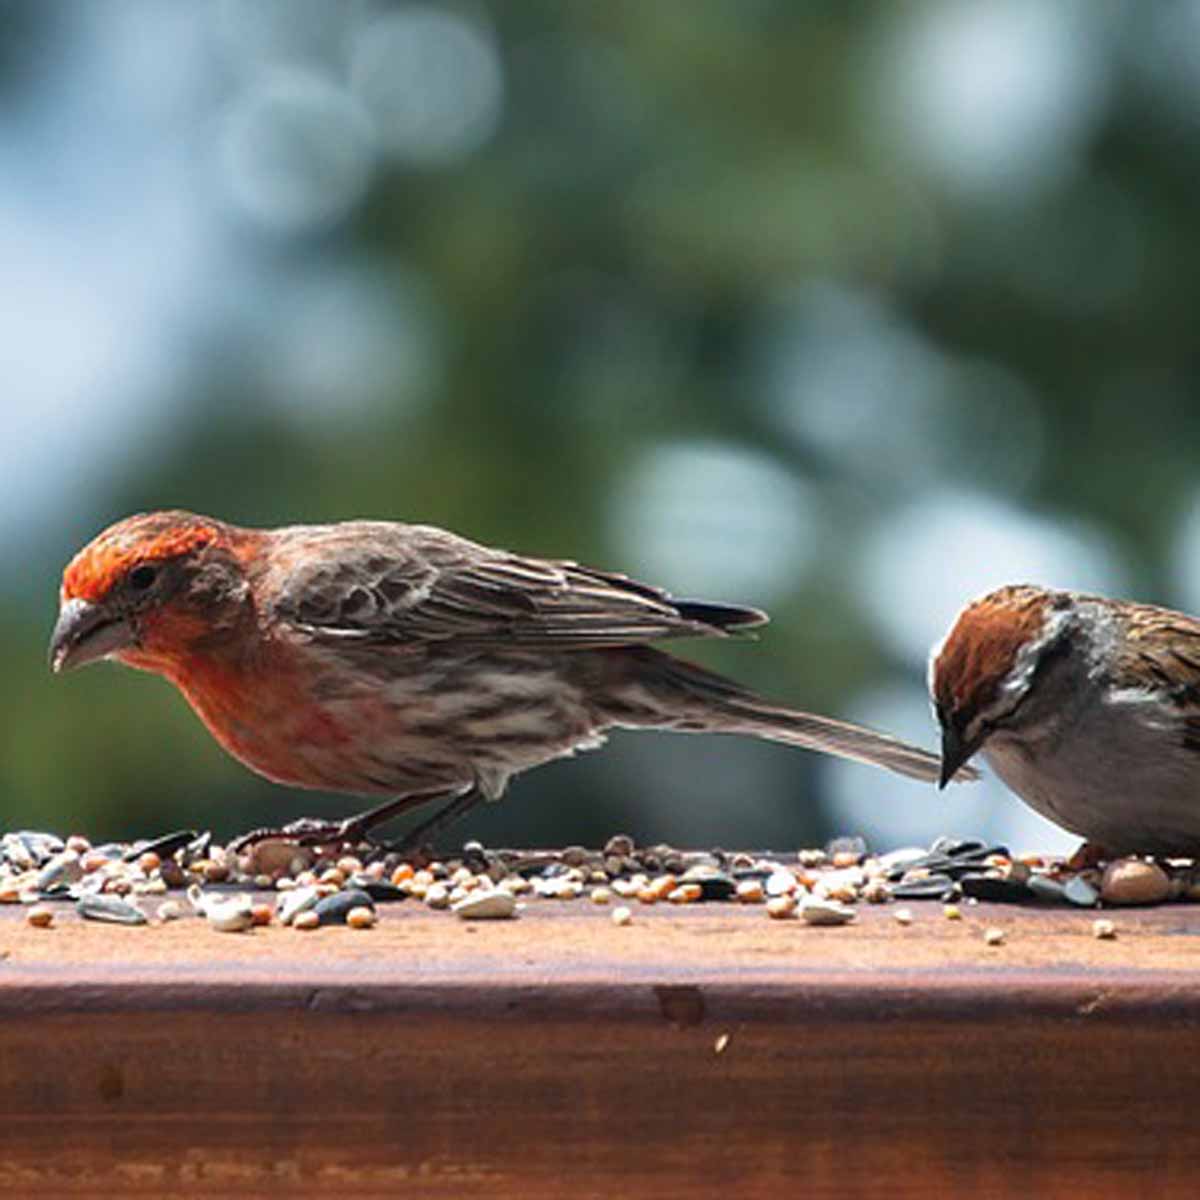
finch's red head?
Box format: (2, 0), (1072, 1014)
(61, 511), (221, 606)
(50, 510), (251, 675)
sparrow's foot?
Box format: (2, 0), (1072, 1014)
(1065, 841), (1113, 872)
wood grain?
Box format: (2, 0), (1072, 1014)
(0, 899), (1196, 1197)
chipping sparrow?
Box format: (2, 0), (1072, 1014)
(930, 584), (1200, 855)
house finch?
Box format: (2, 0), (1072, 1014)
(49, 510), (963, 848)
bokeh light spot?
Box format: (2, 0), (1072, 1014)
(1169, 491), (1200, 615)
(761, 281), (1045, 495)
(260, 264), (442, 430)
(218, 68), (374, 234)
(349, 7), (504, 168)
(861, 0), (1112, 201)
(610, 441), (817, 603)
(855, 489), (1131, 667)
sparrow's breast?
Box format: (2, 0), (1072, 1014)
(985, 692), (1200, 854)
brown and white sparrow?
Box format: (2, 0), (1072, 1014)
(930, 584), (1200, 856)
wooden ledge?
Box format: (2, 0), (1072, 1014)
(0, 899), (1197, 1196)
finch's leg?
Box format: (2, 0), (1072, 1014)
(228, 786), (470, 852)
(382, 788), (484, 854)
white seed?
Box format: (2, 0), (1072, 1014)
(800, 896), (856, 926)
(294, 910), (321, 931)
(611, 905), (633, 927)
(893, 907), (915, 926)
(424, 883), (451, 910)
(276, 884), (322, 925)
(1092, 918), (1117, 940)
(815, 866), (865, 900)
(765, 871), (798, 898)
(590, 887), (611, 905)
(201, 893), (256, 933)
(766, 895), (798, 920)
(878, 847), (927, 872)
(984, 926), (1006, 946)
(453, 889), (517, 920)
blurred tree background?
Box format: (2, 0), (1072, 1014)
(4, 0), (1197, 853)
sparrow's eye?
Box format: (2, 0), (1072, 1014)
(128, 564), (158, 592)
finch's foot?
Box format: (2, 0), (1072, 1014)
(226, 787), (482, 856)
(227, 815), (371, 854)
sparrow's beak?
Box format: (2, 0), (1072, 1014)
(48, 598), (134, 674)
(938, 723), (976, 790)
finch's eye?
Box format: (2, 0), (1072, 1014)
(128, 565), (158, 592)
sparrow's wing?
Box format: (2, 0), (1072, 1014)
(1113, 603), (1200, 747)
(269, 522), (766, 651)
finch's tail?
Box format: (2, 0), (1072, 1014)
(597, 647), (971, 785)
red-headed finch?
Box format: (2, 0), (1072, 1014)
(50, 511), (962, 847)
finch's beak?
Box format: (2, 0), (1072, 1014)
(938, 723), (976, 790)
(48, 598), (134, 674)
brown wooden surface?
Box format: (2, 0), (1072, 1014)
(0, 896), (1198, 1197)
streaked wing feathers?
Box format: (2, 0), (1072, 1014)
(271, 524), (766, 650)
(1113, 604), (1200, 751)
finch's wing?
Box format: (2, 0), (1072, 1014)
(271, 523), (766, 650)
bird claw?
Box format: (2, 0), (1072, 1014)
(227, 789), (480, 857)
(1065, 841), (1113, 871)
(227, 817), (368, 854)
